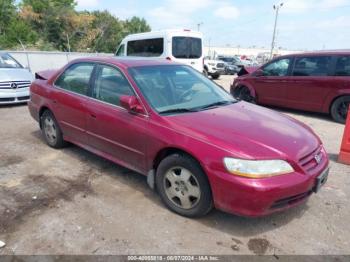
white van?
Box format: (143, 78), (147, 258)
(115, 29), (204, 73)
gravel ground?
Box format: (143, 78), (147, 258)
(0, 75), (349, 255)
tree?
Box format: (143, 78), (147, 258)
(124, 16), (151, 35)
(0, 0), (16, 34)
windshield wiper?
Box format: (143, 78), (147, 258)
(196, 100), (235, 111)
(159, 108), (198, 115)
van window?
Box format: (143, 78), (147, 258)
(172, 37), (202, 59)
(335, 56), (350, 76)
(262, 58), (291, 76)
(116, 44), (125, 56)
(127, 38), (164, 57)
(293, 56), (332, 76)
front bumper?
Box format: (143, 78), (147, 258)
(208, 156), (329, 217)
(0, 88), (30, 104)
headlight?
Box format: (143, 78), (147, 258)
(208, 63), (216, 66)
(223, 158), (294, 178)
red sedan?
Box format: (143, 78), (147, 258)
(231, 51), (350, 123)
(28, 57), (329, 217)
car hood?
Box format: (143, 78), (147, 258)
(0, 68), (34, 82)
(165, 102), (320, 160)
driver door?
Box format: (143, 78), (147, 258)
(252, 58), (293, 107)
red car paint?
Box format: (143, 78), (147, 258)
(28, 57), (329, 217)
(232, 51), (350, 114)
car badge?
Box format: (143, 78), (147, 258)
(11, 83), (18, 89)
(315, 154), (322, 164)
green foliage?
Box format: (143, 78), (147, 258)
(0, 0), (151, 52)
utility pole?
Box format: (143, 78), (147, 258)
(197, 22), (203, 31)
(270, 2), (283, 59)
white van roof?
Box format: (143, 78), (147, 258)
(122, 29), (203, 41)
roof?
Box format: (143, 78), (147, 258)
(281, 50), (350, 58)
(72, 56), (181, 69)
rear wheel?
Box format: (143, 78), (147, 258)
(235, 86), (256, 104)
(330, 96), (350, 124)
(41, 110), (66, 148)
(156, 154), (213, 217)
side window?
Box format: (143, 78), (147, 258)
(55, 63), (94, 95)
(93, 65), (134, 106)
(262, 58), (291, 76)
(127, 38), (164, 57)
(116, 44), (125, 56)
(293, 56), (332, 76)
(335, 56), (350, 76)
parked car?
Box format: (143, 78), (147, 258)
(203, 57), (225, 79)
(231, 51), (350, 123)
(115, 29), (203, 73)
(0, 52), (33, 104)
(29, 57), (329, 217)
(224, 62), (240, 75)
(217, 55), (244, 69)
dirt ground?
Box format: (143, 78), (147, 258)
(0, 75), (349, 255)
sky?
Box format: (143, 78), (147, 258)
(76, 0), (350, 51)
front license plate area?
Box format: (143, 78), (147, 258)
(313, 168), (329, 193)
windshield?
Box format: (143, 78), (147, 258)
(128, 65), (235, 115)
(0, 53), (23, 68)
(172, 37), (202, 59)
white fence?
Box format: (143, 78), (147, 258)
(7, 51), (113, 74)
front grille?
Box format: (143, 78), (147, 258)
(0, 97), (15, 102)
(17, 96), (30, 101)
(216, 63), (225, 68)
(0, 81), (31, 89)
(270, 191), (312, 209)
(298, 146), (323, 172)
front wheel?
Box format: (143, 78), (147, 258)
(330, 96), (350, 124)
(234, 86), (256, 104)
(211, 74), (220, 80)
(156, 154), (213, 217)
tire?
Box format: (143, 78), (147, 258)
(40, 110), (66, 148)
(211, 74), (220, 80)
(330, 96), (350, 124)
(235, 86), (256, 104)
(203, 68), (209, 78)
(155, 154), (213, 217)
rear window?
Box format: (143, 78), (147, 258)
(127, 38), (164, 57)
(292, 56), (332, 76)
(172, 37), (202, 59)
(335, 56), (350, 76)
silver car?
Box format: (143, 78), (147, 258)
(0, 53), (33, 104)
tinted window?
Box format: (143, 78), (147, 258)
(293, 56), (332, 76)
(263, 58), (291, 76)
(55, 63), (94, 95)
(335, 56), (350, 76)
(116, 44), (125, 56)
(172, 37), (202, 59)
(127, 38), (164, 57)
(93, 65), (134, 106)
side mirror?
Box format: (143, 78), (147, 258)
(254, 69), (264, 77)
(120, 95), (145, 114)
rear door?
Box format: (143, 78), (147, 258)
(53, 62), (95, 144)
(251, 57), (293, 106)
(171, 36), (203, 72)
(286, 55), (334, 112)
(85, 64), (148, 173)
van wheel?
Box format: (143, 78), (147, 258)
(211, 74), (220, 80)
(203, 68), (209, 78)
(41, 110), (66, 148)
(156, 154), (213, 217)
(236, 86), (256, 104)
(331, 96), (350, 124)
